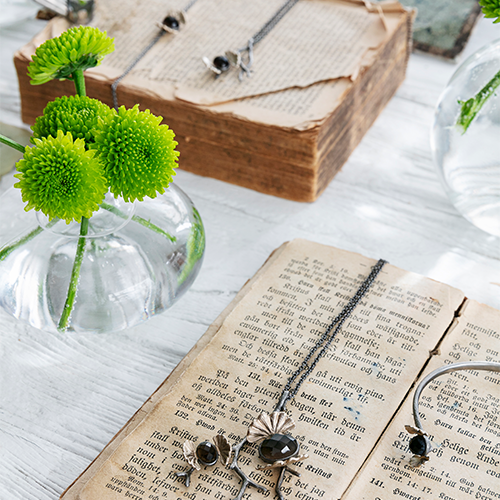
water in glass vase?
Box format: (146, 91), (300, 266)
(432, 39), (500, 237)
(0, 184), (205, 333)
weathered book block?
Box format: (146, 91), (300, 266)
(14, 0), (414, 201)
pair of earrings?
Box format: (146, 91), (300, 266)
(175, 411), (308, 498)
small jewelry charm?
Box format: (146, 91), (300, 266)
(405, 361), (500, 468)
(157, 11), (187, 33)
(201, 0), (300, 81)
(175, 434), (232, 487)
(404, 425), (431, 467)
(203, 50), (242, 76)
(247, 412), (308, 499)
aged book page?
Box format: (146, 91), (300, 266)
(93, 0), (404, 103)
(17, 0), (410, 129)
(343, 299), (500, 500)
(62, 239), (465, 500)
(60, 242), (291, 500)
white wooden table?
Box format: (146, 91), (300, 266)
(1, 4), (499, 500)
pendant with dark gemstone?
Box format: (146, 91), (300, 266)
(259, 433), (299, 464)
(163, 15), (180, 30)
(213, 56), (230, 72)
(409, 435), (428, 456)
(196, 441), (219, 466)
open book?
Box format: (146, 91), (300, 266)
(61, 239), (500, 500)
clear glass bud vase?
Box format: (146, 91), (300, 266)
(431, 39), (500, 237)
(0, 184), (205, 333)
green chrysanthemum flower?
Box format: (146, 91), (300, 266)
(14, 130), (107, 223)
(92, 105), (179, 202)
(31, 95), (114, 147)
(28, 26), (114, 85)
(480, 0), (500, 23)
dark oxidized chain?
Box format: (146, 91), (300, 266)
(277, 258), (387, 411)
(173, 258), (387, 500)
(227, 258), (387, 500)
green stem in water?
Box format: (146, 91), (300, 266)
(51, 66), (85, 331)
(177, 207), (205, 285)
(456, 69), (500, 134)
(100, 202), (177, 242)
(0, 219), (59, 261)
(58, 217), (89, 331)
(0, 133), (25, 153)
(73, 68), (86, 97)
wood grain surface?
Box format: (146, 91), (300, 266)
(0, 8), (499, 500)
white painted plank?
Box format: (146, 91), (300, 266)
(0, 10), (499, 500)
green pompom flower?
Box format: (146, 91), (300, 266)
(480, 0), (500, 23)
(92, 105), (179, 202)
(28, 26), (114, 85)
(14, 130), (107, 223)
(31, 95), (114, 146)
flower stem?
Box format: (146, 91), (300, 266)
(132, 214), (176, 242)
(0, 219), (59, 262)
(58, 217), (89, 331)
(456, 69), (500, 134)
(178, 207), (205, 285)
(0, 133), (25, 153)
(73, 69), (86, 97)
(100, 202), (176, 242)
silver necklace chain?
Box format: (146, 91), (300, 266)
(251, 0), (300, 46)
(172, 258), (387, 499)
(204, 0), (301, 79)
(111, 0), (200, 110)
(111, 0), (302, 104)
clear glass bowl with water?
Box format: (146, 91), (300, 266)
(431, 39), (500, 237)
(0, 183), (205, 334)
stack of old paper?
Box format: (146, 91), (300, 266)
(14, 0), (414, 201)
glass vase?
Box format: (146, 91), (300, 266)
(0, 183), (205, 334)
(431, 39), (500, 237)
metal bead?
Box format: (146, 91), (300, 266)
(213, 56), (230, 72)
(163, 16), (180, 30)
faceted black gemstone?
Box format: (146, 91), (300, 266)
(196, 441), (218, 466)
(409, 435), (428, 456)
(163, 16), (180, 30)
(213, 56), (230, 72)
(259, 434), (299, 463)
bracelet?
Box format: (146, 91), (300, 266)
(405, 361), (500, 467)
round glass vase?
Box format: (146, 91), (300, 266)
(431, 39), (500, 237)
(0, 183), (205, 334)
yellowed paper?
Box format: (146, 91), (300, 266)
(19, 0), (408, 129)
(90, 0), (403, 104)
(72, 239), (464, 500)
(170, 0), (392, 105)
(343, 299), (500, 500)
